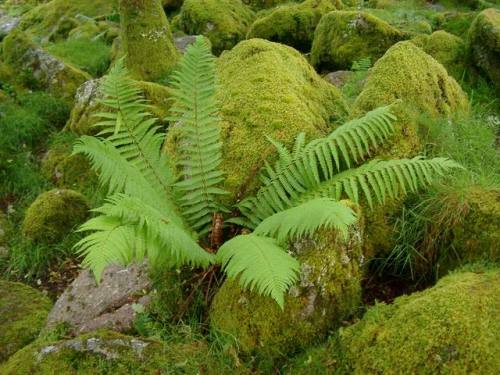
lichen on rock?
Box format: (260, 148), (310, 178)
(311, 10), (404, 71)
(22, 189), (89, 244)
(0, 280), (52, 362)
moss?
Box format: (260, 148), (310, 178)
(119, 0), (179, 81)
(411, 30), (467, 80)
(247, 0), (343, 52)
(311, 11), (404, 71)
(341, 267), (500, 374)
(243, 0), (299, 10)
(168, 39), (346, 199)
(467, 8), (500, 90)
(17, 91), (71, 128)
(175, 0), (255, 55)
(45, 38), (112, 77)
(0, 280), (52, 362)
(18, 0), (116, 43)
(353, 41), (469, 159)
(0, 329), (237, 374)
(210, 202), (363, 369)
(22, 189), (89, 245)
(440, 186), (500, 273)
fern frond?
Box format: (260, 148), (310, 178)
(253, 198), (357, 244)
(239, 105), (397, 227)
(351, 57), (372, 72)
(297, 157), (463, 208)
(74, 58), (177, 215)
(76, 194), (215, 281)
(168, 36), (228, 234)
(217, 234), (300, 309)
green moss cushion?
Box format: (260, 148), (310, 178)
(0, 280), (52, 362)
(341, 267), (500, 374)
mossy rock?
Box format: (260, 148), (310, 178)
(18, 0), (116, 43)
(0, 280), (52, 362)
(2, 29), (91, 103)
(119, 0), (179, 81)
(167, 38), (346, 199)
(210, 202), (364, 369)
(175, 0), (255, 55)
(247, 0), (343, 52)
(440, 186), (500, 274)
(0, 330), (238, 374)
(67, 78), (171, 135)
(311, 10), (404, 71)
(340, 266), (500, 374)
(411, 30), (467, 80)
(22, 189), (89, 245)
(467, 8), (500, 90)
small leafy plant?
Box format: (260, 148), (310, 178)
(74, 37), (461, 307)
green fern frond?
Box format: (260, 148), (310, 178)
(76, 194), (214, 281)
(253, 198), (357, 244)
(239, 105), (397, 227)
(217, 234), (300, 309)
(297, 157), (463, 208)
(168, 36), (228, 234)
(74, 58), (177, 215)
(351, 57), (372, 72)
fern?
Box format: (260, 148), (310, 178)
(351, 57), (372, 72)
(168, 36), (228, 234)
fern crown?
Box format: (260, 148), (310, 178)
(73, 37), (461, 308)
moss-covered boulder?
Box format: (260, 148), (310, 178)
(177, 39), (346, 199)
(67, 78), (171, 135)
(2, 29), (91, 102)
(0, 280), (52, 362)
(0, 330), (238, 374)
(411, 30), (467, 80)
(247, 0), (343, 52)
(311, 11), (404, 71)
(175, 0), (255, 55)
(18, 0), (115, 43)
(340, 266), (500, 374)
(468, 8), (500, 90)
(119, 0), (179, 81)
(22, 189), (89, 244)
(210, 203), (363, 368)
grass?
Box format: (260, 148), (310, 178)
(46, 38), (111, 77)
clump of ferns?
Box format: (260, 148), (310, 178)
(73, 37), (461, 309)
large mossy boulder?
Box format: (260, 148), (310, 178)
(210, 202), (364, 368)
(119, 0), (179, 81)
(17, 0), (115, 43)
(340, 266), (500, 374)
(411, 30), (467, 80)
(0, 330), (238, 374)
(311, 11), (404, 71)
(174, 0), (255, 55)
(247, 0), (343, 52)
(22, 189), (89, 244)
(2, 29), (91, 102)
(0, 280), (52, 362)
(184, 38), (346, 199)
(468, 8), (500, 90)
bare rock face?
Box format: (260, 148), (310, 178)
(46, 262), (152, 335)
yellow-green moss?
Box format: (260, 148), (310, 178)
(22, 189), (89, 244)
(247, 0), (343, 52)
(210, 203), (363, 369)
(311, 11), (404, 71)
(341, 267), (500, 374)
(467, 8), (500, 89)
(18, 0), (116, 42)
(119, 0), (179, 81)
(411, 30), (467, 80)
(0, 280), (52, 362)
(175, 0), (255, 55)
(171, 38), (346, 199)
(0, 329), (237, 374)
